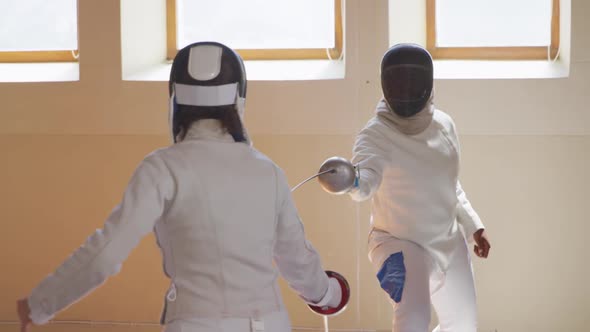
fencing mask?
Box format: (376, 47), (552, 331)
(168, 41), (249, 143)
(381, 43), (434, 118)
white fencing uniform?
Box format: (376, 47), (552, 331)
(350, 100), (484, 332)
(27, 120), (338, 332)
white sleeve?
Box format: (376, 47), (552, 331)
(456, 181), (485, 243)
(445, 116), (485, 242)
(272, 167), (332, 306)
(349, 124), (389, 202)
(27, 154), (174, 324)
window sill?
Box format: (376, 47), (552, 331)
(0, 63), (79, 82)
(123, 59), (345, 82)
(434, 59), (569, 79)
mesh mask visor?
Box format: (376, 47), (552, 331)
(382, 64), (431, 104)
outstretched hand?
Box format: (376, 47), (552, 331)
(473, 229), (491, 258)
(16, 298), (32, 332)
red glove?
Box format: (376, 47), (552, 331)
(308, 271), (350, 317)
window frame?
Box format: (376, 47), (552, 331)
(166, 0), (343, 61)
(0, 0), (79, 63)
(0, 51), (78, 63)
(426, 0), (560, 60)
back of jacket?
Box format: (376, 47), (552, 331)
(157, 132), (284, 320)
(27, 120), (331, 327)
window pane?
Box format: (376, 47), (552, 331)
(177, 0), (335, 50)
(436, 0), (552, 47)
(0, 0), (78, 51)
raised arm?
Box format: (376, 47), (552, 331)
(349, 123), (390, 202)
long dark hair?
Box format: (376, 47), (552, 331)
(173, 105), (246, 142)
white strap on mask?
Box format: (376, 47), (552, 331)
(174, 83), (238, 107)
(236, 96), (246, 118)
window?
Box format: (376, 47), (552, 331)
(166, 0), (343, 61)
(426, 0), (560, 60)
(0, 0), (78, 63)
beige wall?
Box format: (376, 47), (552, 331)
(0, 1), (588, 332)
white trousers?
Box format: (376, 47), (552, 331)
(368, 232), (477, 332)
(163, 310), (291, 332)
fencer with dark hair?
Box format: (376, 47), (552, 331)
(16, 42), (349, 332)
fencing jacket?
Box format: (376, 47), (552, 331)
(28, 119), (335, 325)
(350, 101), (485, 271)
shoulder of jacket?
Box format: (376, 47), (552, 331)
(361, 115), (389, 133)
(137, 148), (180, 176)
(143, 147), (172, 163)
(248, 147), (277, 166)
(433, 109), (457, 132)
(357, 115), (396, 143)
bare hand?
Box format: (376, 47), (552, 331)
(16, 298), (32, 332)
(473, 229), (491, 258)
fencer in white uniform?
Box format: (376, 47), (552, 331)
(16, 42), (349, 332)
(319, 44), (491, 332)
